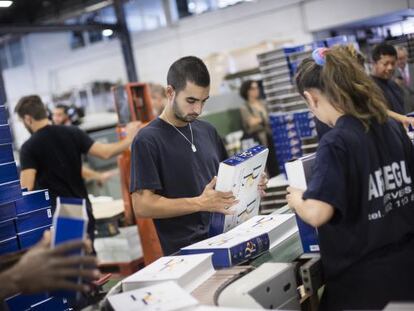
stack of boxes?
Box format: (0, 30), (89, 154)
(269, 113), (302, 174)
(15, 190), (53, 250)
(0, 105), (69, 310)
(258, 37), (356, 174)
(0, 104), (22, 256)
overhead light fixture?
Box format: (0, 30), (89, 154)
(0, 1), (13, 8)
(102, 29), (113, 37)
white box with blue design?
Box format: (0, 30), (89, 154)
(182, 214), (297, 268)
(122, 253), (215, 292)
(108, 281), (198, 311)
(285, 153), (320, 253)
(210, 145), (268, 236)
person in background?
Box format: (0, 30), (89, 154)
(148, 83), (168, 116)
(371, 43), (413, 125)
(0, 232), (99, 304)
(239, 80), (278, 177)
(394, 45), (414, 113)
(15, 95), (141, 246)
(287, 47), (414, 310)
(316, 43), (414, 139)
(52, 103), (116, 186)
(130, 56), (268, 255)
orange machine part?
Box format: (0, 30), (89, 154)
(114, 84), (163, 266)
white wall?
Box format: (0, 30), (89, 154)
(4, 0), (414, 147)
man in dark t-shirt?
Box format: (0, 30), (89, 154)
(371, 43), (405, 115)
(16, 95), (140, 242)
(130, 56), (267, 255)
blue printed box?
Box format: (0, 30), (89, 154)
(0, 180), (22, 205)
(30, 297), (68, 311)
(52, 197), (88, 303)
(16, 189), (50, 215)
(0, 201), (16, 221)
(0, 124), (12, 144)
(0, 162), (19, 185)
(0, 143), (14, 164)
(15, 207), (53, 233)
(5, 293), (49, 311)
(0, 236), (19, 255)
(0, 218), (16, 241)
(0, 105), (8, 125)
(18, 224), (52, 250)
(184, 215), (297, 268)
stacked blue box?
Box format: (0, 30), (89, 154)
(325, 35), (356, 47)
(18, 224), (52, 250)
(0, 124), (12, 144)
(0, 105), (8, 124)
(16, 189), (50, 214)
(30, 297), (68, 311)
(0, 124), (22, 205)
(15, 207), (53, 233)
(5, 293), (49, 311)
(270, 113), (303, 174)
(293, 110), (317, 138)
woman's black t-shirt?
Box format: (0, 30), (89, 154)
(303, 115), (414, 280)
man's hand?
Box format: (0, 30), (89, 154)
(197, 177), (238, 215)
(286, 186), (305, 211)
(125, 121), (142, 141)
(8, 233), (100, 294)
(257, 172), (268, 197)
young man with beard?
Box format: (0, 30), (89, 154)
(130, 56), (267, 255)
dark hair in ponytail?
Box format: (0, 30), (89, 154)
(295, 46), (388, 129)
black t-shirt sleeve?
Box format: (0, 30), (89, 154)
(71, 126), (94, 154)
(129, 135), (162, 193)
(303, 141), (348, 216)
(20, 143), (38, 170)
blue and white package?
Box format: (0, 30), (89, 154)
(0, 144), (14, 164)
(285, 153), (320, 253)
(183, 215), (297, 268)
(30, 296), (68, 311)
(0, 201), (16, 221)
(0, 218), (17, 241)
(0, 124), (12, 144)
(0, 180), (22, 205)
(18, 224), (52, 250)
(0, 162), (19, 185)
(5, 293), (49, 311)
(210, 145), (268, 236)
(0, 105), (8, 125)
(0, 236), (19, 255)
(51, 197), (88, 302)
(15, 207), (53, 233)
(16, 189), (50, 215)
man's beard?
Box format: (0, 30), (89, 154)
(172, 100), (199, 123)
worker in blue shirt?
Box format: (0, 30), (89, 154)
(287, 47), (414, 310)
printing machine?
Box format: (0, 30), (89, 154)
(101, 206), (323, 311)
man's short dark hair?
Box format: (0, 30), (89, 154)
(167, 56), (210, 92)
(239, 80), (255, 101)
(55, 104), (69, 114)
(15, 95), (48, 120)
(372, 43), (397, 62)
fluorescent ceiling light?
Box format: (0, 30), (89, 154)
(0, 1), (13, 8)
(102, 29), (113, 37)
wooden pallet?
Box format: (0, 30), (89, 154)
(98, 257), (145, 276)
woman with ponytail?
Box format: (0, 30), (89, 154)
(286, 47), (414, 310)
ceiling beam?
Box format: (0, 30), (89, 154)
(0, 22), (119, 34)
